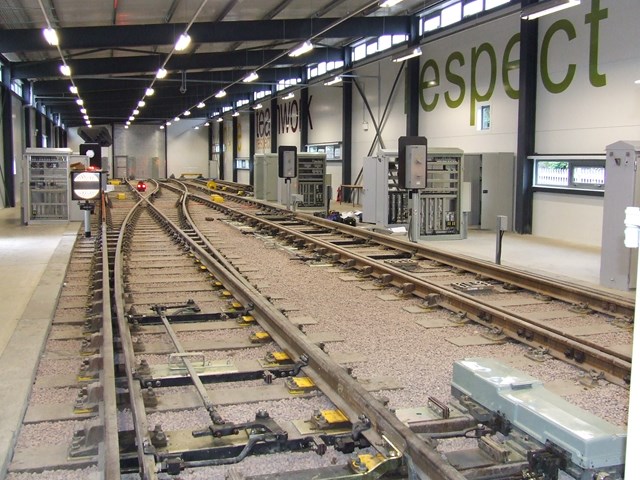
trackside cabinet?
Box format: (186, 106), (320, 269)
(362, 148), (463, 239)
(600, 141), (640, 290)
(23, 148), (73, 224)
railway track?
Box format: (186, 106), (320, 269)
(183, 179), (633, 387)
(6, 179), (629, 480)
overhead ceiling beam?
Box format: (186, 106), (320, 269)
(0, 16), (410, 52)
(13, 48), (341, 79)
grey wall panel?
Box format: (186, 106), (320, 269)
(113, 124), (166, 179)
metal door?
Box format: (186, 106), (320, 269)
(480, 153), (515, 230)
(114, 155), (128, 179)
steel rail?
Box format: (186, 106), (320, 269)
(113, 186), (159, 479)
(186, 192), (631, 385)
(188, 183), (634, 319)
(99, 215), (121, 478)
(148, 181), (467, 480)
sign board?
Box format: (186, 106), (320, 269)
(71, 171), (102, 200)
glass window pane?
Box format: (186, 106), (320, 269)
(423, 16), (441, 32)
(354, 43), (367, 61)
(366, 42), (378, 55)
(378, 35), (392, 51)
(441, 2), (462, 27)
(535, 161), (569, 187)
(485, 0), (510, 9)
(463, 0), (483, 16)
(571, 166), (605, 186)
(317, 62), (326, 75)
(392, 34), (407, 45)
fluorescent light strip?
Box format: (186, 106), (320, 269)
(324, 76), (343, 86)
(42, 28), (58, 45)
(243, 71), (259, 83)
(215, 90), (227, 98)
(175, 33), (191, 51)
(521, 0), (580, 20)
(380, 0), (404, 7)
(392, 46), (422, 62)
(289, 41), (313, 58)
(197, 102), (206, 108)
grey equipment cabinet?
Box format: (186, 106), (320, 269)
(23, 147), (73, 224)
(600, 140), (640, 290)
(362, 148), (464, 239)
(253, 153), (279, 201)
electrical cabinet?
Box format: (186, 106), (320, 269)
(362, 148), (463, 239)
(600, 140), (640, 290)
(294, 152), (327, 208)
(23, 148), (73, 224)
(253, 153), (279, 201)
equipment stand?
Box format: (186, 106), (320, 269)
(408, 190), (420, 243)
(285, 178), (291, 210)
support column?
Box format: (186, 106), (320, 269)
(406, 16), (421, 136)
(342, 79), (353, 192)
(218, 120), (224, 179)
(249, 110), (255, 186)
(1, 84), (15, 207)
(514, 8), (538, 234)
(232, 116), (238, 182)
(270, 96), (278, 153)
(300, 87), (309, 151)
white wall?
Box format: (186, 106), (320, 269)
(114, 124), (165, 179)
(277, 92), (301, 148)
(237, 113), (250, 159)
(223, 120), (233, 180)
(351, 61), (406, 183)
(166, 119), (208, 177)
(417, 13), (520, 153)
(532, 192), (603, 247)
(535, 0), (640, 152)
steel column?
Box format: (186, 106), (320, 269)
(1, 84), (15, 207)
(342, 79), (353, 194)
(249, 110), (255, 185)
(300, 87), (309, 151)
(218, 120), (224, 179)
(232, 116), (238, 182)
(270, 96), (278, 154)
(515, 5), (538, 234)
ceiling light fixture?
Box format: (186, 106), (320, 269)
(160, 125), (165, 129)
(232, 111), (239, 117)
(60, 64), (71, 76)
(217, 117), (223, 123)
(175, 33), (191, 51)
(174, 117), (180, 122)
(80, 108), (87, 114)
(194, 126), (200, 130)
(215, 90), (227, 98)
(133, 109), (140, 115)
(392, 46), (422, 62)
(69, 85), (78, 94)
(76, 98), (84, 106)
(289, 41), (314, 58)
(138, 100), (146, 107)
(83, 115), (89, 120)
(145, 88), (155, 96)
(166, 121), (172, 126)
(156, 68), (168, 79)
(521, 0), (580, 20)
(183, 110), (191, 116)
(204, 122), (210, 126)
(243, 71), (260, 83)
(324, 76), (343, 86)
(197, 102), (206, 108)
(129, 116), (135, 121)
(379, 0), (404, 7)
(42, 27), (59, 45)
(253, 103), (263, 110)
(124, 125), (129, 129)
(282, 93), (295, 100)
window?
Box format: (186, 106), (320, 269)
(463, 0), (483, 16)
(423, 16), (441, 32)
(477, 105), (490, 130)
(441, 2), (462, 27)
(353, 43), (367, 62)
(532, 156), (606, 192)
(485, 0), (511, 9)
